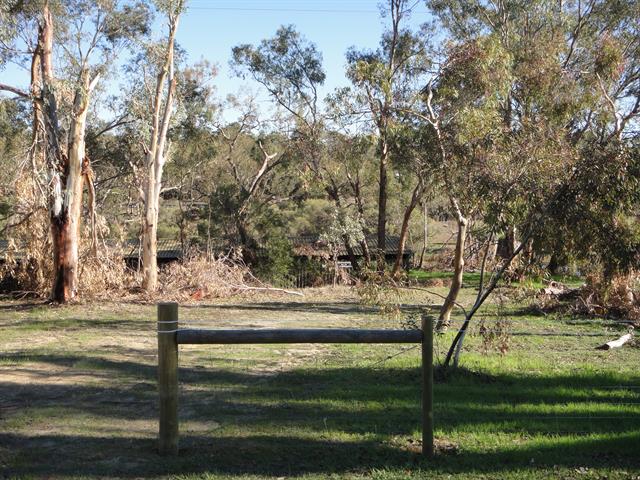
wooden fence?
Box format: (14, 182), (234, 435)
(157, 302), (434, 458)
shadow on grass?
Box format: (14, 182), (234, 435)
(182, 302), (440, 316)
(0, 300), (48, 311)
(2, 430), (639, 477)
(0, 317), (154, 330)
(2, 353), (640, 477)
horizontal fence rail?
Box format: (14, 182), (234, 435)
(157, 302), (434, 459)
(176, 328), (423, 344)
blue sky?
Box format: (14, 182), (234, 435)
(1, 1), (431, 115)
(181, 1), (430, 100)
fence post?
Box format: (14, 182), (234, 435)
(422, 314), (434, 457)
(158, 302), (179, 455)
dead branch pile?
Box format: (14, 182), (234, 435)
(76, 244), (134, 298)
(535, 274), (640, 325)
(156, 253), (253, 302)
(572, 274), (640, 323)
(1, 166), (52, 296)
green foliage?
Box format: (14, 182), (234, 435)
(255, 236), (295, 287)
(320, 209), (365, 256)
(231, 25), (325, 119)
(152, 0), (186, 17)
(593, 33), (625, 79)
(437, 35), (513, 141)
(1, 0), (639, 299)
(0, 98), (27, 154)
(537, 141), (640, 277)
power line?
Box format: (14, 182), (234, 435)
(187, 1), (429, 15)
(188, 7), (426, 14)
(189, 8), (373, 13)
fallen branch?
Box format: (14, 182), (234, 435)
(596, 332), (633, 350)
(231, 285), (304, 297)
(540, 281), (568, 296)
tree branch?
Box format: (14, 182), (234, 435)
(0, 83), (30, 99)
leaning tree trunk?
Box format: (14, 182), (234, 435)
(392, 182), (422, 277)
(436, 214), (468, 331)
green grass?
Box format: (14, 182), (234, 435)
(1, 287), (639, 479)
(408, 269), (483, 287)
(408, 269), (584, 291)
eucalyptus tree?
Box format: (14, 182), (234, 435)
(125, 0), (185, 292)
(423, 0), (640, 363)
(231, 26), (365, 269)
(345, 0), (430, 269)
(426, 0), (640, 261)
(207, 94), (285, 256)
(0, 0), (149, 302)
(387, 119), (435, 277)
(418, 35), (513, 329)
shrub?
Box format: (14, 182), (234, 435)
(254, 237), (295, 287)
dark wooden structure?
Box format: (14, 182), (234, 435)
(122, 239), (184, 268)
(289, 234), (414, 268)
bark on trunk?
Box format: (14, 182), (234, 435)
(39, 3), (94, 303)
(51, 214), (72, 301)
(142, 205), (158, 290)
(418, 201), (428, 269)
(54, 71), (91, 299)
(51, 100), (88, 301)
(141, 11), (180, 292)
(436, 215), (468, 331)
(350, 173), (370, 267)
(392, 182), (422, 277)
(376, 139), (389, 271)
(82, 157), (98, 257)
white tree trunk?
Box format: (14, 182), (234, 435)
(142, 158), (159, 291)
(141, 10), (180, 292)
